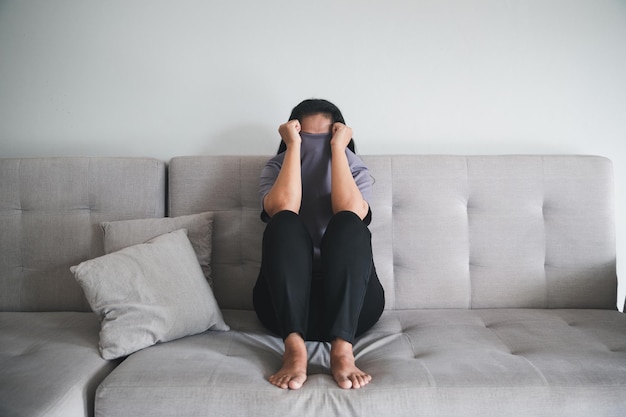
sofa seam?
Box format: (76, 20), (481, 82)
(154, 158), (159, 217)
(541, 156), (549, 309)
(17, 158), (24, 310)
(466, 156), (472, 310)
(239, 157), (244, 270)
(480, 313), (551, 387)
(401, 329), (436, 387)
(88, 158), (94, 258)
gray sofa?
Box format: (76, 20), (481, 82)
(1, 155), (625, 417)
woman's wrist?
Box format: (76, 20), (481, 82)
(285, 141), (301, 155)
(330, 141), (347, 153)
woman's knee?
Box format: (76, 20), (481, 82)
(323, 211), (371, 248)
(262, 210), (313, 270)
(266, 209), (301, 228)
(264, 210), (309, 241)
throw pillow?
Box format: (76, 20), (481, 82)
(71, 229), (229, 360)
(101, 212), (214, 286)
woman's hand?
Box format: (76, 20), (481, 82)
(331, 122), (353, 150)
(279, 120), (302, 149)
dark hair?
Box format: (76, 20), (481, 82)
(276, 99), (356, 154)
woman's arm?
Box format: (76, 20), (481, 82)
(330, 123), (369, 220)
(262, 120), (302, 217)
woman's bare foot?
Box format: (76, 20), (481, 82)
(269, 333), (308, 390)
(330, 338), (372, 389)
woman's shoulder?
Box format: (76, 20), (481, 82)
(346, 149), (369, 171)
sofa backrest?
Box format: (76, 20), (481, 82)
(168, 156), (265, 310)
(168, 155), (617, 311)
(0, 157), (166, 312)
(365, 155), (616, 310)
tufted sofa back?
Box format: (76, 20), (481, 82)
(0, 158), (166, 312)
(168, 155), (617, 311)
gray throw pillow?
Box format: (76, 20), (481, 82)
(101, 212), (214, 286)
(71, 229), (229, 360)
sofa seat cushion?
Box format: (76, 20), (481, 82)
(0, 312), (119, 417)
(95, 309), (626, 417)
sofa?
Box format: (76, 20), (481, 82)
(1, 155), (625, 417)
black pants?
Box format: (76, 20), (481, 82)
(253, 210), (385, 344)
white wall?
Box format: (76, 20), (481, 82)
(1, 0), (625, 309)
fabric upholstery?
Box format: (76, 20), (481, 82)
(167, 155), (617, 311)
(0, 157), (167, 417)
(101, 212), (214, 285)
(0, 158), (166, 312)
(95, 309), (626, 417)
(168, 156), (266, 310)
(0, 312), (119, 417)
(2, 155), (623, 417)
(71, 229), (228, 360)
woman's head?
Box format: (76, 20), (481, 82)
(277, 99), (355, 154)
(288, 99), (346, 125)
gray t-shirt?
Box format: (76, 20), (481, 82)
(259, 132), (373, 270)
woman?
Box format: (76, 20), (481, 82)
(253, 99), (385, 390)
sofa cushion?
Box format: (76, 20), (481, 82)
(0, 157), (166, 312)
(168, 156), (266, 310)
(101, 212), (214, 285)
(0, 312), (118, 417)
(94, 309), (626, 417)
(71, 229), (228, 360)
(167, 155), (617, 311)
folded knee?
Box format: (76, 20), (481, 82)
(325, 211), (370, 240)
(263, 210), (312, 251)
